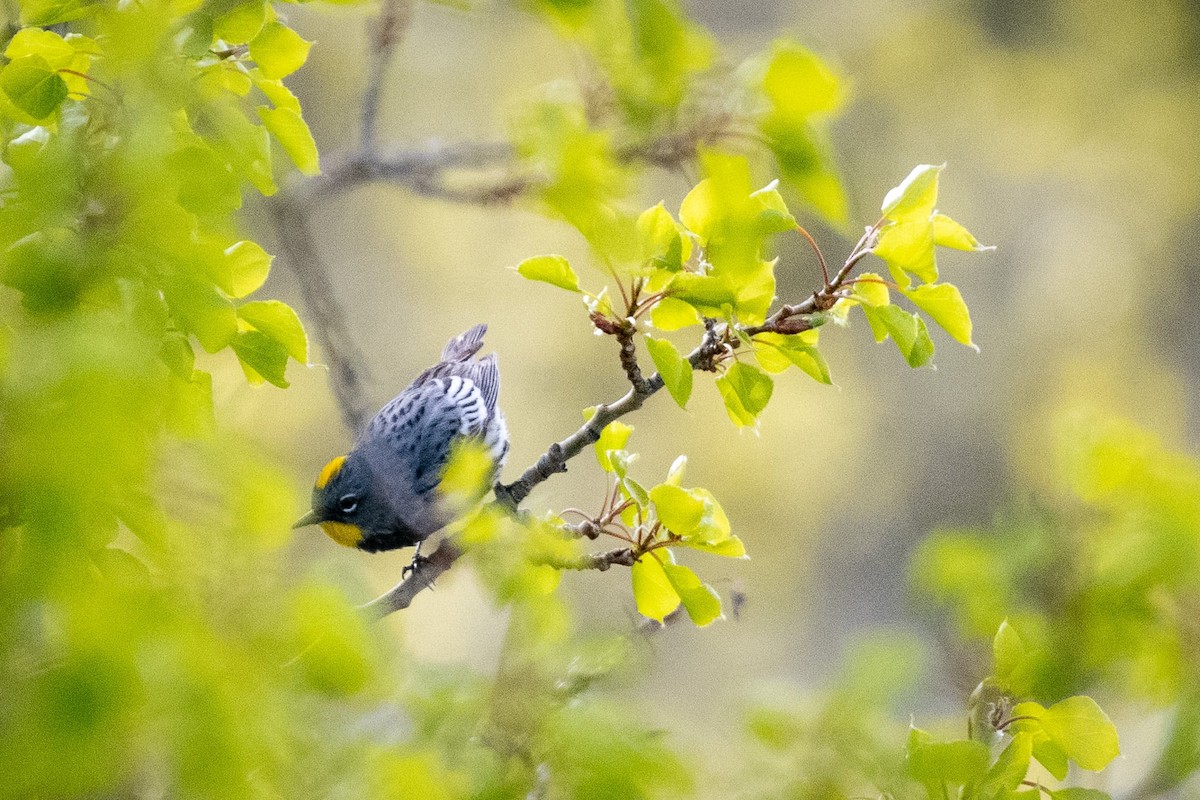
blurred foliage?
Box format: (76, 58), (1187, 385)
(911, 408), (1200, 798)
(0, 0), (1195, 798)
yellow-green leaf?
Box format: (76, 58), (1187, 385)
(650, 296), (701, 330)
(762, 41), (844, 118)
(1034, 696), (1121, 772)
(933, 213), (992, 252)
(861, 304), (935, 367)
(716, 361), (774, 427)
(874, 218), (937, 287)
(224, 240), (273, 298)
(644, 336), (692, 408)
(902, 282), (975, 348)
(237, 300), (308, 363)
(661, 563), (722, 626)
(980, 733), (1033, 798)
(650, 483), (705, 536)
(881, 163), (942, 220)
(515, 254), (580, 292)
(752, 331), (831, 384)
(632, 554), (681, 622)
(214, 0), (267, 42)
(232, 329), (290, 387)
(594, 420), (633, 472)
(249, 21), (312, 80)
(257, 105), (320, 175)
(0, 54), (67, 121)
(852, 272), (890, 307)
(637, 202), (689, 266)
(679, 177), (719, 244)
(684, 535), (747, 558)
(993, 619), (1025, 683)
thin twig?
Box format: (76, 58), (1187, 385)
(268, 196), (373, 432)
(359, 0), (415, 154)
(359, 538), (460, 620)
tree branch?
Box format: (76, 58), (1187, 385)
(494, 321), (724, 510)
(268, 195), (373, 432)
(358, 538), (461, 620)
(359, 0), (415, 154)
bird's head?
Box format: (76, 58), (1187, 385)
(293, 454), (376, 548)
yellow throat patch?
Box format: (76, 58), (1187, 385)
(319, 521), (363, 548)
(316, 455), (348, 489)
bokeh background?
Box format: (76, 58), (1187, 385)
(221, 0), (1199, 789)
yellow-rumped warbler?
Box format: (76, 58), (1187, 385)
(293, 324), (508, 554)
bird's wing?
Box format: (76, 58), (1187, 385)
(362, 377), (491, 493)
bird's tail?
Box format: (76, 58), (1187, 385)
(441, 323), (487, 362)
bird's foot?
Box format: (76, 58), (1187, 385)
(402, 553), (431, 581)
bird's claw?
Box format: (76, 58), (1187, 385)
(402, 554), (431, 581)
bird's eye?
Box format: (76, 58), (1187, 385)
(338, 494), (359, 514)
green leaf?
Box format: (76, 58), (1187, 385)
(933, 213), (992, 252)
(752, 331), (831, 384)
(683, 535), (747, 558)
(164, 277), (238, 354)
(515, 255), (580, 292)
(906, 731), (990, 791)
(257, 106), (320, 175)
(882, 163), (942, 220)
(620, 475), (650, 508)
(249, 21), (312, 80)
(232, 329), (290, 388)
(19, 0), (97, 24)
(1030, 696), (1121, 772)
(167, 369), (215, 438)
(762, 42), (844, 118)
(661, 563), (721, 626)
(861, 304), (935, 367)
(161, 333), (196, 381)
(594, 420), (633, 472)
(979, 733), (1032, 800)
(689, 488), (731, 544)
(716, 361), (773, 427)
(650, 297), (701, 330)
(903, 282), (975, 348)
(214, 0), (267, 42)
(237, 300), (308, 363)
(679, 177), (720, 244)
(668, 271), (737, 312)
(644, 336), (692, 408)
(251, 70), (301, 113)
(650, 483), (705, 536)
(637, 202), (688, 266)
(0, 55), (68, 121)
(749, 181), (798, 234)
(631, 554), (680, 622)
(665, 454), (687, 485)
(1051, 790), (1111, 800)
(874, 217), (937, 287)
(1031, 733), (1070, 781)
(993, 619), (1025, 684)
(168, 144), (242, 215)
(224, 240), (273, 299)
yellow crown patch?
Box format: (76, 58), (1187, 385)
(316, 455), (348, 489)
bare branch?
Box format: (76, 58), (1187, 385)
(359, 538), (461, 620)
(359, 0), (415, 154)
(614, 324), (652, 395)
(268, 195), (373, 432)
(495, 321), (724, 510)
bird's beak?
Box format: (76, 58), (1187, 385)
(292, 510), (322, 529)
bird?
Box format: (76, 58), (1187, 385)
(293, 324), (508, 559)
